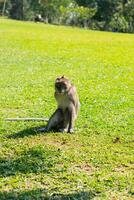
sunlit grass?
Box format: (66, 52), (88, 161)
(0, 18), (134, 199)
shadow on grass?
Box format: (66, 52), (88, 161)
(0, 190), (96, 200)
(0, 146), (60, 177)
(6, 124), (64, 139)
(6, 125), (48, 139)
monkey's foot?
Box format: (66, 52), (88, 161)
(38, 127), (48, 132)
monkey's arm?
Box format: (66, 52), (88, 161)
(67, 86), (80, 133)
(68, 85), (80, 110)
(68, 107), (76, 133)
(5, 118), (49, 122)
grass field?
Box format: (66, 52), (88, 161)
(0, 18), (134, 199)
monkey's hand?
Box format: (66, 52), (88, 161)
(59, 128), (74, 133)
(59, 128), (68, 133)
(68, 128), (74, 133)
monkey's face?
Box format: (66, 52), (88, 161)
(55, 76), (71, 93)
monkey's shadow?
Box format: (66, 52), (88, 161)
(6, 125), (53, 139)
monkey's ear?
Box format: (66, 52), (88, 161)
(56, 77), (60, 82)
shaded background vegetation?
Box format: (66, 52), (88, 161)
(0, 0), (134, 33)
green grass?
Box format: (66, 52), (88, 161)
(0, 18), (134, 199)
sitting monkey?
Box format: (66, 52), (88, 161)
(43, 76), (80, 133)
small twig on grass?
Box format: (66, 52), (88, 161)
(5, 118), (49, 122)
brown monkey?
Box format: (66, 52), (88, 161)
(44, 76), (80, 133)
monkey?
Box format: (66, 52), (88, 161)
(43, 76), (80, 133)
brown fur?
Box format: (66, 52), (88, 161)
(46, 76), (80, 133)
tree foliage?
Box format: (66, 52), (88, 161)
(0, 0), (134, 33)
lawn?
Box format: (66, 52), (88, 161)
(0, 18), (134, 199)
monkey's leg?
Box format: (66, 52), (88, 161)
(60, 109), (70, 133)
(46, 108), (63, 131)
(39, 109), (63, 132)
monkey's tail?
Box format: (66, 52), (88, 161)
(5, 118), (49, 122)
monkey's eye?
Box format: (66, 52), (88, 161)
(55, 83), (61, 89)
(63, 84), (67, 89)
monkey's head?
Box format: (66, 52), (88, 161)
(55, 76), (71, 93)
